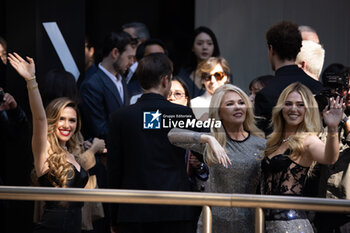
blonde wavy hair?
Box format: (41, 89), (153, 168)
(46, 97), (83, 187)
(264, 82), (322, 158)
(204, 84), (264, 165)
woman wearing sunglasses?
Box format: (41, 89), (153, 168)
(191, 57), (230, 120)
(177, 26), (221, 99)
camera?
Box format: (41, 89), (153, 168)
(315, 72), (349, 111)
(0, 88), (4, 105)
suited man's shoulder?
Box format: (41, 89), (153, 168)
(80, 69), (105, 90)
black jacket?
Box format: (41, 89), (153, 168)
(255, 65), (323, 134)
(107, 93), (198, 224)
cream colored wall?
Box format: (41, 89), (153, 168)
(195, 0), (350, 92)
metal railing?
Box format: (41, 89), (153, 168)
(1, 186), (350, 233)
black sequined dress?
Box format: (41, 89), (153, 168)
(261, 150), (314, 233)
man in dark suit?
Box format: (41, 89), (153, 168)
(107, 53), (198, 233)
(254, 21), (323, 134)
(80, 31), (136, 140)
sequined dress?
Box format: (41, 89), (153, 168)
(261, 150), (314, 233)
(209, 134), (266, 233)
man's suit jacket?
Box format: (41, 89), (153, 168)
(107, 93), (198, 224)
(255, 65), (324, 134)
(79, 68), (129, 140)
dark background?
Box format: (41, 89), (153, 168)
(1, 0), (195, 116)
(0, 1), (195, 232)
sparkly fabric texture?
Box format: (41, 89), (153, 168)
(266, 219), (314, 233)
(209, 134), (266, 233)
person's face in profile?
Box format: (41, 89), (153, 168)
(114, 44), (136, 74)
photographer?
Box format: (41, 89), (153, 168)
(309, 64), (350, 232)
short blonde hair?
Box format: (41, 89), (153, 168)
(295, 40), (325, 78)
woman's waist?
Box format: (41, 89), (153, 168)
(265, 209), (308, 221)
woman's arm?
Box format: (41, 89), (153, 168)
(306, 96), (344, 165)
(168, 128), (231, 167)
(8, 53), (48, 176)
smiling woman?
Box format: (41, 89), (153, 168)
(262, 82), (345, 233)
(191, 57), (230, 119)
(168, 84), (265, 233)
(8, 52), (106, 233)
(55, 106), (77, 144)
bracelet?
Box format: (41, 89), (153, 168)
(27, 82), (38, 90)
(327, 133), (338, 138)
(27, 75), (36, 81)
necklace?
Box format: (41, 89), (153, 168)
(282, 135), (292, 143)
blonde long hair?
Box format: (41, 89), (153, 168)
(204, 84), (264, 165)
(46, 97), (82, 187)
(265, 82), (322, 158)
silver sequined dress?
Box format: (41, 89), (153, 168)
(209, 134), (266, 233)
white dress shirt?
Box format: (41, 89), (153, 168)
(98, 63), (124, 103)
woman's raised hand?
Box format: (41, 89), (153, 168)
(8, 52), (35, 80)
(322, 96), (345, 128)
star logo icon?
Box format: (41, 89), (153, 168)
(143, 110), (162, 129)
(151, 110), (161, 122)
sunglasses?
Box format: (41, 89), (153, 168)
(202, 71), (226, 82)
(168, 91), (186, 100)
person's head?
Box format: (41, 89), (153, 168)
(205, 84), (264, 165)
(249, 75), (274, 104)
(265, 82), (321, 157)
(0, 36), (7, 65)
(137, 53), (173, 97)
(122, 22), (150, 45)
(135, 38), (167, 61)
(102, 31), (137, 75)
(295, 40), (325, 80)
(41, 69), (78, 108)
(298, 25), (320, 44)
(168, 76), (191, 107)
(192, 26), (220, 62)
(197, 57), (230, 95)
(46, 97), (82, 187)
(266, 21), (302, 70)
(85, 36), (95, 70)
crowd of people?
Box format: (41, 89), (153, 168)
(1, 19), (350, 233)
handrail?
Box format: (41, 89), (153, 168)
(1, 186), (350, 233)
(1, 186), (349, 212)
